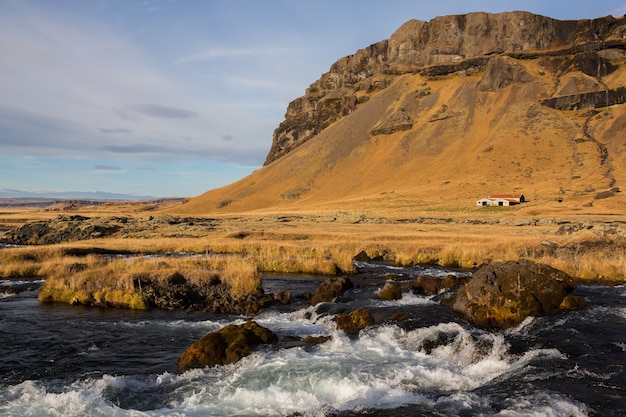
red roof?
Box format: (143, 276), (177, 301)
(488, 194), (523, 200)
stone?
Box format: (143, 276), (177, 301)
(441, 260), (578, 328)
(378, 282), (402, 300)
(560, 295), (587, 310)
(408, 276), (442, 296)
(336, 308), (375, 335)
(477, 56), (533, 92)
(303, 335), (332, 344)
(177, 321), (278, 370)
(310, 276), (354, 305)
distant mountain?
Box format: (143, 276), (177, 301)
(0, 189), (155, 201)
(175, 11), (626, 214)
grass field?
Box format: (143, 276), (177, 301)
(1, 200), (624, 310)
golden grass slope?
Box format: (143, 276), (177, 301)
(174, 56), (626, 216)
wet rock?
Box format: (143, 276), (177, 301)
(303, 335), (332, 344)
(441, 260), (578, 328)
(177, 321), (278, 370)
(336, 308), (375, 335)
(560, 295), (587, 310)
(406, 275), (467, 296)
(391, 312), (408, 321)
(378, 282), (402, 300)
(310, 276), (354, 305)
(407, 276), (441, 295)
(143, 274), (287, 315)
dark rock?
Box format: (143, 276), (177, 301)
(352, 250), (371, 262)
(478, 56), (533, 92)
(407, 276), (441, 296)
(336, 308), (375, 335)
(370, 108), (414, 136)
(560, 295), (587, 310)
(310, 276), (354, 305)
(303, 335), (332, 344)
(441, 260), (578, 328)
(177, 321), (278, 370)
(391, 312), (408, 321)
(406, 274), (466, 296)
(378, 282), (402, 300)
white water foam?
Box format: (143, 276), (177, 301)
(0, 319), (570, 417)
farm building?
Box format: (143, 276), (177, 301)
(476, 194), (526, 207)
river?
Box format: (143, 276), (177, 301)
(0, 263), (624, 416)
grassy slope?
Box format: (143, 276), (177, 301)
(173, 58), (626, 217)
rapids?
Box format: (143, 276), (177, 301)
(0, 263), (624, 416)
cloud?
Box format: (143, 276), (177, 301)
(93, 164), (123, 171)
(611, 6), (626, 16)
(102, 144), (173, 154)
(131, 104), (198, 119)
(99, 128), (134, 135)
(221, 134), (234, 142)
(176, 46), (293, 65)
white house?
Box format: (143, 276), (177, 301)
(476, 194), (526, 207)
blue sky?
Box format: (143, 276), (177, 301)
(1, 1), (625, 198)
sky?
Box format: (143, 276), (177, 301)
(1, 1), (625, 199)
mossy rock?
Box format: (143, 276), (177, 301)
(442, 260), (578, 328)
(177, 321), (278, 370)
(336, 308), (375, 335)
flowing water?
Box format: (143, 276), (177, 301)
(0, 263), (624, 416)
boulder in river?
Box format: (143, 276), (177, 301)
(378, 281), (402, 300)
(441, 260), (580, 328)
(310, 276), (354, 305)
(336, 308), (375, 335)
(177, 321), (278, 370)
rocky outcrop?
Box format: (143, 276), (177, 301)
(441, 260), (581, 328)
(541, 87), (626, 110)
(142, 273), (290, 315)
(477, 56), (533, 92)
(310, 276), (354, 305)
(264, 12), (626, 164)
(177, 321), (278, 370)
(0, 215), (223, 244)
(0, 215), (121, 245)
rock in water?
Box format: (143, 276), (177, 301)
(378, 282), (402, 300)
(177, 321), (278, 370)
(441, 260), (579, 328)
(336, 308), (375, 335)
(310, 276), (354, 305)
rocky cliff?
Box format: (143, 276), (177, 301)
(265, 12), (626, 164)
(176, 11), (626, 214)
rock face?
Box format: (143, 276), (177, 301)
(441, 260), (579, 328)
(177, 321), (278, 370)
(265, 12), (626, 165)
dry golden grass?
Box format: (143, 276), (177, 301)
(37, 254), (261, 309)
(2, 196), (625, 313)
(4, 208), (624, 284)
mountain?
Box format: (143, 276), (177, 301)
(0, 189), (154, 201)
(176, 11), (626, 215)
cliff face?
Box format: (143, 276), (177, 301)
(177, 11), (626, 215)
(265, 12), (626, 164)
